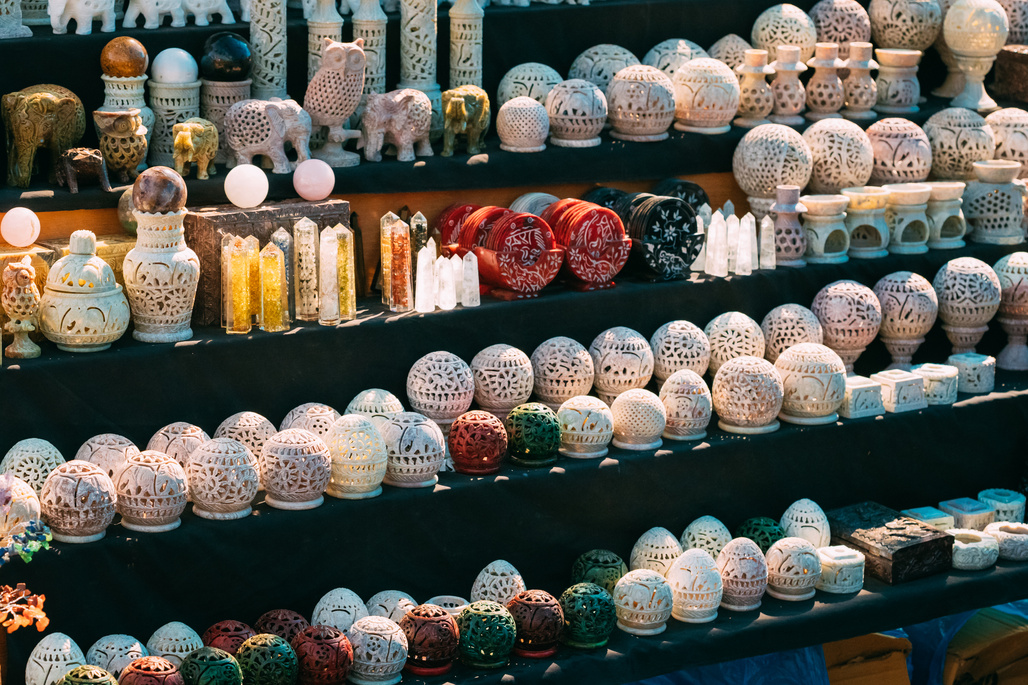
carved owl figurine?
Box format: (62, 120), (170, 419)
(93, 109), (148, 184)
(304, 37), (367, 141)
(2, 256), (41, 322)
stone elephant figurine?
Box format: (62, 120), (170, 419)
(441, 84), (490, 157)
(123, 0), (186, 28)
(173, 117), (219, 180)
(224, 98), (312, 174)
(49, 0), (115, 34)
(2, 84), (86, 188)
(359, 88), (433, 163)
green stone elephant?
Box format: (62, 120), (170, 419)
(441, 85), (490, 157)
(2, 84), (86, 188)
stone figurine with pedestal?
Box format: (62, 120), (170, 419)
(2, 256), (41, 359)
(98, 37), (155, 173)
(2, 84), (86, 188)
(934, 256), (1002, 353)
(305, 38), (367, 167)
(360, 88), (434, 162)
(49, 0), (114, 34)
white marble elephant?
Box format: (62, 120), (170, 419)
(49, 0), (115, 34)
(122, 0), (185, 28)
(224, 98), (313, 174)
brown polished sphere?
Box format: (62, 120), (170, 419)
(132, 166), (187, 214)
(101, 37), (150, 78)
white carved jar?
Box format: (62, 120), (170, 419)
(497, 63), (563, 106)
(366, 590), (417, 622)
(425, 595), (469, 617)
(801, 194), (852, 263)
(934, 256), (1002, 352)
(313, 587), (369, 634)
(124, 208), (200, 343)
(471, 344), (534, 418)
(471, 559), (526, 604)
(752, 4), (818, 61)
(672, 58), (740, 135)
(803, 118), (874, 193)
(765, 537), (822, 600)
(680, 516), (733, 558)
(843, 42), (880, 121)
(40, 460), (116, 544)
(26, 633), (85, 685)
(406, 351), (475, 433)
(994, 251), (1028, 370)
(38, 230), (130, 352)
(911, 362), (960, 403)
(780, 498), (831, 547)
(1, 438), (65, 495)
(607, 65), (676, 142)
(761, 303), (824, 362)
(805, 42), (847, 120)
(0, 476), (39, 544)
(76, 434), (139, 480)
(650, 320), (710, 382)
(866, 117), (933, 183)
(734, 50), (776, 129)
(557, 395), (614, 459)
(613, 569), (673, 636)
(926, 181), (968, 248)
(874, 48), (924, 114)
(716, 537), (769, 611)
(811, 280), (883, 372)
(709, 34), (753, 71)
(704, 311), (766, 375)
(770, 45), (809, 125)
(112, 451), (188, 533)
(948, 528), (1000, 569)
(588, 326), (654, 405)
(712, 356), (785, 434)
(948, 351), (997, 391)
(659, 370), (712, 442)
(279, 402), (341, 436)
(379, 412), (446, 488)
(874, 271), (939, 368)
(348, 616), (408, 685)
(86, 634), (147, 678)
(610, 388), (666, 451)
(545, 79), (608, 148)
(963, 160), (1027, 244)
(984, 522), (1028, 559)
(644, 39), (709, 77)
(810, 0), (872, 59)
(816, 545), (865, 592)
(924, 107), (997, 179)
(630, 526), (683, 575)
(842, 185), (892, 257)
(186, 438), (259, 521)
(944, 0), (1009, 112)
(568, 44), (640, 91)
(324, 414), (388, 499)
(665, 549), (723, 624)
(346, 389), (405, 429)
(497, 97), (549, 153)
(869, 0), (943, 49)
(732, 123), (813, 218)
(986, 107), (1028, 177)
(980, 489), (1027, 524)
(530, 336), (595, 410)
(774, 342), (846, 424)
(260, 429), (331, 510)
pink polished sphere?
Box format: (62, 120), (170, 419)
(293, 159), (335, 201)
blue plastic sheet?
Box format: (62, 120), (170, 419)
(882, 628), (915, 682)
(905, 611), (977, 685)
(631, 645), (829, 685)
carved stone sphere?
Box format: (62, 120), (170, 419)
(132, 167), (187, 214)
(101, 37), (149, 78)
(201, 32), (253, 82)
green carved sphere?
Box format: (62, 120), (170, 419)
(59, 665), (118, 685)
(559, 582), (617, 649)
(734, 517), (786, 554)
(505, 402), (562, 466)
(571, 549), (628, 594)
(180, 646), (243, 685)
(235, 633), (298, 685)
(455, 600), (517, 669)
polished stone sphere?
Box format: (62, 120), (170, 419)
(200, 32), (253, 81)
(132, 167), (187, 214)
(101, 37), (149, 78)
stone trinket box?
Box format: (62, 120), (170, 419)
(838, 375), (885, 418)
(978, 488), (1026, 522)
(870, 369), (927, 412)
(947, 528), (999, 570)
(947, 352), (996, 393)
(815, 545), (865, 593)
(938, 497), (996, 529)
(984, 522), (1028, 560)
(910, 363), (958, 404)
(901, 506), (955, 530)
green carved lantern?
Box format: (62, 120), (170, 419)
(235, 633), (298, 685)
(570, 549), (628, 594)
(59, 665), (118, 685)
(559, 582), (617, 649)
(455, 600), (517, 669)
(180, 646), (243, 685)
(505, 402), (562, 467)
(734, 516), (786, 554)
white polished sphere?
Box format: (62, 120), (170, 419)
(224, 164), (270, 208)
(151, 48), (199, 83)
(1, 207), (41, 248)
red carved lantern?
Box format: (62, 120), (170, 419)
(255, 609), (311, 642)
(291, 624), (353, 685)
(118, 656), (185, 685)
(448, 411), (508, 475)
(399, 603), (460, 676)
(202, 619), (256, 655)
(506, 589), (564, 658)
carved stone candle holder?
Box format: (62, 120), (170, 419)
(926, 181), (968, 248)
(948, 351), (997, 391)
(506, 590), (563, 658)
(407, 351), (474, 436)
(803, 118), (874, 194)
(448, 410), (507, 474)
(630, 526), (683, 574)
(40, 460), (116, 543)
(771, 185), (808, 266)
(842, 42), (878, 120)
(841, 186), (890, 257)
(751, 4), (818, 62)
(261, 429), (331, 510)
(801, 194), (851, 263)
(705, 311), (766, 375)
(761, 303), (824, 362)
(986, 108), (1028, 178)
(613, 570), (673, 636)
(471, 344), (534, 418)
(934, 257), (1002, 353)
(380, 412), (446, 488)
(589, 326), (654, 404)
(556, 396), (613, 459)
(324, 414), (388, 500)
(112, 451), (188, 532)
(546, 79), (606, 148)
(716, 537), (768, 612)
(873, 270), (939, 368)
(659, 369), (712, 441)
(882, 183), (931, 254)
(732, 124), (813, 219)
(949, 529), (1000, 568)
(712, 355), (784, 434)
(993, 252), (1028, 369)
(811, 0), (872, 61)
(769, 46), (808, 125)
(805, 42), (846, 120)
(985, 522), (1028, 559)
(530, 337), (594, 410)
(650, 320), (710, 381)
(571, 549), (627, 593)
(870, 369), (928, 412)
(710, 33), (753, 71)
(766, 537), (822, 600)
(980, 488), (1027, 522)
(924, 107), (996, 180)
(734, 50), (775, 128)
(911, 362), (959, 403)
(665, 549), (723, 624)
(607, 65), (676, 141)
(497, 97), (549, 153)
(870, 0), (942, 50)
(455, 602), (515, 668)
(816, 545), (865, 593)
(963, 160), (1027, 244)
(186, 438), (258, 520)
(811, 279), (883, 372)
(559, 584), (616, 649)
(610, 388), (666, 451)
(874, 49), (922, 113)
(644, 38), (709, 77)
(400, 604), (458, 675)
(944, 0), (1009, 112)
(672, 58), (740, 134)
(838, 375), (885, 417)
(681, 515), (733, 557)
(774, 342), (846, 424)
(497, 63), (562, 106)
(866, 117), (932, 184)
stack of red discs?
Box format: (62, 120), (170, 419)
(457, 206), (512, 253)
(484, 212), (555, 264)
(546, 199), (631, 287)
(435, 203), (481, 247)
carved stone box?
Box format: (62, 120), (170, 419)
(827, 501), (953, 584)
(183, 199), (363, 326)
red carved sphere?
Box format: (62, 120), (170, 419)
(506, 589), (564, 657)
(448, 410), (508, 475)
(399, 604), (460, 676)
(255, 609), (311, 642)
(202, 619), (256, 655)
(118, 656), (185, 685)
(291, 624), (353, 685)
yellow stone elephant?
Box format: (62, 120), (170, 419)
(441, 85), (490, 157)
(2, 84), (86, 188)
(173, 117), (219, 180)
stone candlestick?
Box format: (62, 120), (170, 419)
(842, 42), (878, 120)
(353, 0), (388, 99)
(771, 185), (808, 267)
(307, 0), (343, 82)
(769, 45), (807, 126)
(399, 0), (442, 133)
(250, 0), (288, 99)
(734, 49), (775, 128)
(449, 0), (483, 89)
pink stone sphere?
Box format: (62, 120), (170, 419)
(293, 159), (335, 201)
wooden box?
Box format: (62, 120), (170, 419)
(943, 608), (1028, 685)
(827, 501), (953, 584)
(824, 632), (912, 685)
(183, 199), (364, 326)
